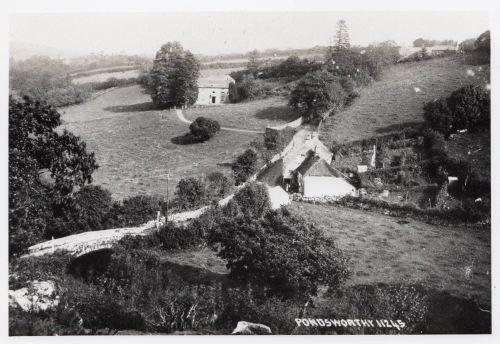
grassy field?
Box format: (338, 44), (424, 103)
(72, 69), (140, 84)
(320, 56), (491, 144)
(184, 97), (301, 131)
(154, 200), (490, 306)
(60, 85), (260, 200)
(288, 202), (490, 305)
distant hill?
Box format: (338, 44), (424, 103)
(9, 41), (85, 60)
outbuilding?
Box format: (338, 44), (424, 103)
(293, 151), (356, 198)
(195, 75), (235, 105)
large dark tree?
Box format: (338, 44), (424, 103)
(289, 70), (346, 122)
(148, 42), (200, 108)
(9, 96), (98, 255)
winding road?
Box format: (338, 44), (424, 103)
(175, 109), (265, 134)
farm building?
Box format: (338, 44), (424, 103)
(292, 151), (356, 198)
(195, 75), (235, 105)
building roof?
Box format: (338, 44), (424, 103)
(197, 75), (235, 88)
(295, 151), (342, 177)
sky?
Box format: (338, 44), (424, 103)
(9, 12), (489, 57)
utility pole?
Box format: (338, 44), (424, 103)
(165, 172), (170, 223)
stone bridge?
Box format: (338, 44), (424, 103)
(23, 194), (236, 258)
(23, 117), (316, 259)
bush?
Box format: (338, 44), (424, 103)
(175, 177), (206, 210)
(258, 56), (323, 80)
(314, 284), (428, 334)
(189, 117), (221, 141)
(208, 208), (350, 299)
(423, 85), (490, 136)
(105, 195), (161, 228)
(232, 182), (271, 218)
(424, 98), (454, 137)
(264, 127), (296, 152)
(155, 222), (204, 250)
(422, 128), (447, 158)
(447, 85), (490, 132)
(84, 77), (139, 91)
(232, 149), (258, 185)
(71, 185), (113, 231)
(236, 74), (268, 101)
(206, 172), (232, 199)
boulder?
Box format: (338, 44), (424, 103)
(232, 321), (272, 335)
(9, 280), (59, 312)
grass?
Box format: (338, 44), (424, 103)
(60, 85), (260, 200)
(288, 201), (490, 306)
(149, 200), (490, 307)
(320, 55), (491, 144)
(184, 97), (301, 131)
(72, 69), (140, 84)
(447, 132), (491, 179)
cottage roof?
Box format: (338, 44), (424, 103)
(295, 151), (342, 177)
(197, 75), (235, 88)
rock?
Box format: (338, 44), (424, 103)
(232, 321), (272, 335)
(9, 280), (59, 312)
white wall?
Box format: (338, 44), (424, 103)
(195, 87), (228, 105)
(303, 176), (355, 198)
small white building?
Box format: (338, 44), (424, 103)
(195, 75), (235, 105)
(293, 152), (356, 198)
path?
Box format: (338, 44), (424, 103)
(175, 109), (264, 134)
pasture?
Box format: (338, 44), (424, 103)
(289, 202), (490, 305)
(60, 85), (259, 200)
(60, 85), (296, 200)
(184, 97), (301, 131)
(320, 56), (491, 144)
(72, 69), (140, 84)
(153, 199), (490, 307)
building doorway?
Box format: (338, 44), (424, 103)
(211, 96), (216, 104)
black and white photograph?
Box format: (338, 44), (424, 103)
(3, 0), (497, 338)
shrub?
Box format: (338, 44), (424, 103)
(424, 98), (454, 137)
(206, 172), (232, 199)
(314, 284), (428, 334)
(189, 117), (221, 141)
(105, 195), (161, 228)
(232, 182), (271, 218)
(155, 222), (204, 250)
(447, 85), (490, 132)
(264, 127), (296, 152)
(208, 208), (350, 299)
(9, 252), (73, 289)
(423, 85), (490, 136)
(232, 149), (258, 185)
(422, 128), (447, 158)
(175, 177), (206, 209)
(71, 185), (113, 231)
(236, 74), (267, 101)
(228, 82), (239, 102)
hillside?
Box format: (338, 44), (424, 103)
(59, 85), (294, 200)
(319, 55), (490, 144)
